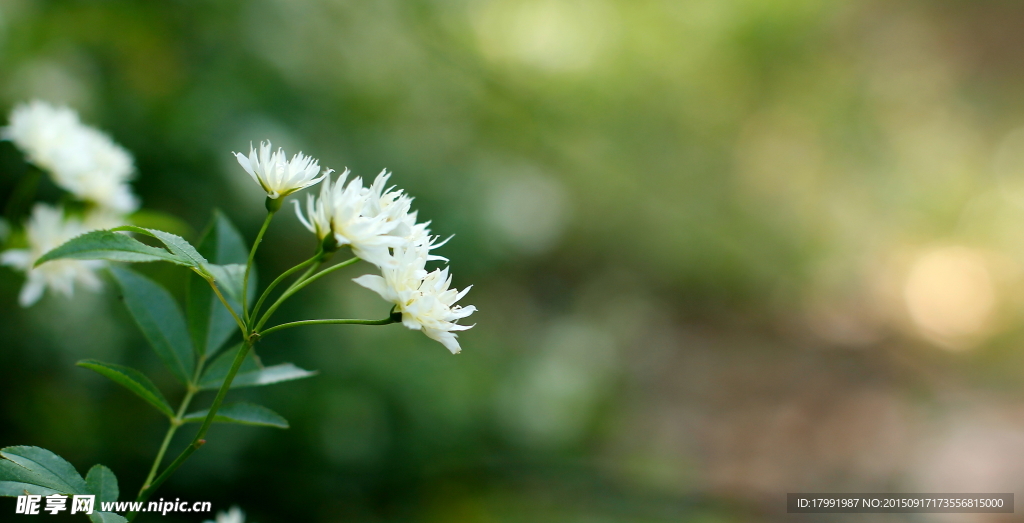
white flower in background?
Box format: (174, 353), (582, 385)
(0, 203), (119, 307)
(2, 100), (139, 213)
(56, 126), (138, 212)
(203, 506), (247, 523)
(1, 101), (79, 170)
(354, 245), (476, 354)
(234, 140), (328, 199)
(294, 169), (405, 268)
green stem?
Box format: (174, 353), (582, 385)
(242, 212), (275, 324)
(248, 251), (321, 328)
(259, 315), (398, 338)
(254, 257), (359, 332)
(128, 341), (252, 521)
(137, 355), (206, 497)
(282, 259), (321, 296)
(207, 276), (246, 336)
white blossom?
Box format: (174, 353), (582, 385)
(354, 245), (476, 354)
(293, 169), (405, 268)
(0, 204), (119, 307)
(294, 169), (449, 266)
(361, 170), (450, 261)
(234, 140), (328, 199)
(2, 100), (138, 213)
(203, 506), (246, 523)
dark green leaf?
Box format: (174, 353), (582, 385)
(34, 231), (188, 267)
(109, 266), (195, 384)
(0, 446), (89, 496)
(183, 402), (289, 428)
(77, 360), (174, 418)
(85, 465), (118, 503)
(187, 211), (250, 357)
(198, 347), (317, 390)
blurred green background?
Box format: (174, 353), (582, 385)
(4, 0), (1024, 521)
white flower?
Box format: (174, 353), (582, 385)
(203, 506), (246, 523)
(0, 204), (119, 307)
(2, 100), (138, 213)
(294, 169), (405, 268)
(354, 245), (476, 354)
(234, 140), (328, 199)
(294, 169), (449, 266)
(362, 170), (451, 260)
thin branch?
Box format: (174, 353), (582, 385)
(259, 316), (398, 338)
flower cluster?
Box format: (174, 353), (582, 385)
(236, 141), (476, 354)
(1, 101), (136, 306)
(3, 100), (139, 213)
(298, 169), (475, 354)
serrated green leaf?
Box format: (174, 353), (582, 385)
(183, 402), (289, 428)
(109, 267), (195, 384)
(85, 465), (118, 504)
(187, 211), (250, 357)
(34, 230), (188, 267)
(77, 360), (174, 418)
(90, 512), (129, 523)
(112, 226), (207, 269)
(0, 446), (89, 496)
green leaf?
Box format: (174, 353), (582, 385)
(0, 461), (62, 496)
(198, 347), (317, 390)
(0, 446), (89, 496)
(206, 263), (247, 310)
(112, 226), (207, 269)
(34, 230), (189, 267)
(85, 464), (118, 503)
(90, 512), (129, 523)
(183, 402), (289, 428)
(77, 360), (174, 418)
(198, 344), (259, 384)
(109, 266), (195, 384)
(187, 211), (250, 357)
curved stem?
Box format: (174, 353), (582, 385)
(254, 256), (359, 332)
(248, 251), (321, 328)
(242, 212), (275, 324)
(259, 316), (397, 338)
(128, 341), (252, 520)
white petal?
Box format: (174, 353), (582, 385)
(352, 274), (390, 300)
(18, 278), (45, 307)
